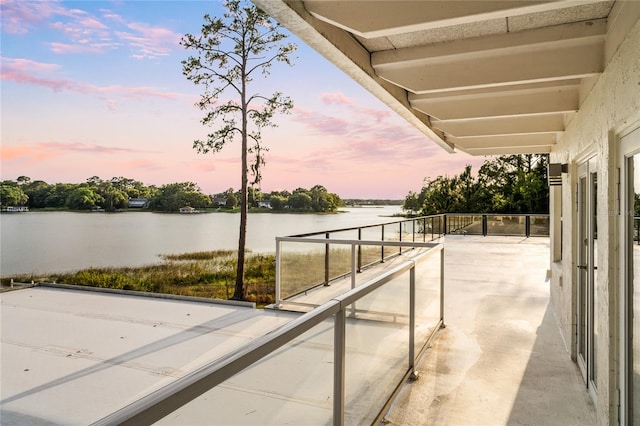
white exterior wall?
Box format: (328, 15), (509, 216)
(549, 6), (640, 424)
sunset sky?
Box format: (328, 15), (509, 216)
(1, 0), (485, 199)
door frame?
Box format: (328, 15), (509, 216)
(619, 124), (640, 425)
(577, 156), (598, 396)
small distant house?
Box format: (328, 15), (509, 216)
(128, 198), (149, 208)
(179, 206), (198, 214)
(211, 197), (227, 207)
(4, 206), (29, 212)
(257, 201), (272, 209)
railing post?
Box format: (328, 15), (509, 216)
(357, 228), (362, 272)
(334, 308), (346, 426)
(423, 217), (427, 242)
(482, 215), (488, 236)
(381, 225), (385, 262)
(325, 232), (330, 286)
(351, 243), (357, 318)
(525, 215), (531, 237)
(399, 222), (403, 255)
(409, 263), (416, 372)
(275, 239), (282, 306)
(440, 248), (445, 327)
(443, 214), (447, 235)
(351, 243), (357, 290)
(412, 219), (416, 243)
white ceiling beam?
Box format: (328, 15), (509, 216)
(410, 83), (579, 120)
(432, 115), (566, 137)
(304, 1), (606, 38)
(372, 19), (605, 93)
(450, 133), (557, 150)
(460, 145), (552, 155)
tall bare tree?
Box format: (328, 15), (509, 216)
(181, 0), (295, 300)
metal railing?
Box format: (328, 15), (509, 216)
(91, 241), (445, 426)
(277, 215), (446, 299)
(276, 213), (548, 304)
(444, 213), (550, 237)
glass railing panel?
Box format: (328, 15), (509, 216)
(360, 225), (384, 268)
(380, 223), (402, 259)
(279, 241), (326, 299)
(325, 229), (358, 282)
(431, 216), (444, 238)
(530, 215), (550, 236)
(486, 215), (526, 236)
(400, 220), (414, 243)
(155, 318), (335, 425)
(414, 251), (442, 356)
(344, 271), (410, 424)
(448, 214), (483, 235)
(447, 214), (467, 234)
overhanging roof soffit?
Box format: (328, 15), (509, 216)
(409, 83), (580, 121)
(252, 0), (621, 156)
(304, 0), (608, 38)
(372, 19), (606, 94)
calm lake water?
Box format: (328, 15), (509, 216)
(0, 206), (403, 276)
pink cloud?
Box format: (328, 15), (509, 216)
(320, 92), (352, 105)
(38, 141), (148, 154)
(292, 105), (435, 164)
(0, 0), (67, 34)
(1, 141), (153, 165)
(1, 57), (180, 103)
(1, 1), (180, 60)
(49, 42), (107, 55)
(0, 145), (62, 163)
(116, 159), (162, 170)
(120, 22), (180, 60)
(293, 107), (351, 136)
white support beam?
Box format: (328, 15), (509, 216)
(432, 114), (566, 137)
(410, 83), (579, 120)
(372, 19), (606, 93)
(305, 0), (606, 38)
(450, 133), (557, 150)
(460, 145), (553, 155)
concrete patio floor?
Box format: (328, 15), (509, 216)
(384, 235), (597, 425)
(1, 236), (596, 425)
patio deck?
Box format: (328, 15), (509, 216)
(385, 235), (596, 425)
(0, 236), (595, 425)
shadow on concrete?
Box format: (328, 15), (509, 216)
(507, 303), (596, 425)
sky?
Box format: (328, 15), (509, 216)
(0, 0), (485, 200)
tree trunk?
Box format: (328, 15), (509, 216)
(234, 187), (247, 300)
(233, 142), (248, 300)
(233, 62), (249, 301)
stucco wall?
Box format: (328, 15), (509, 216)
(549, 12), (640, 425)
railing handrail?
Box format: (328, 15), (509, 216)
(276, 237), (441, 247)
(445, 212), (550, 217)
(287, 214), (445, 238)
(91, 243), (444, 426)
(287, 212), (548, 238)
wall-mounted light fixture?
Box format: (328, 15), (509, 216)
(548, 163), (568, 186)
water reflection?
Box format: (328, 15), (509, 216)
(0, 207), (402, 276)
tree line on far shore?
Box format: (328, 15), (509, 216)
(403, 154), (549, 215)
(0, 176), (342, 213)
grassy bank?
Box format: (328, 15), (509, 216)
(2, 246), (399, 306)
(1, 250), (276, 306)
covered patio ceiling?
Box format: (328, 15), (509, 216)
(252, 0), (617, 156)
